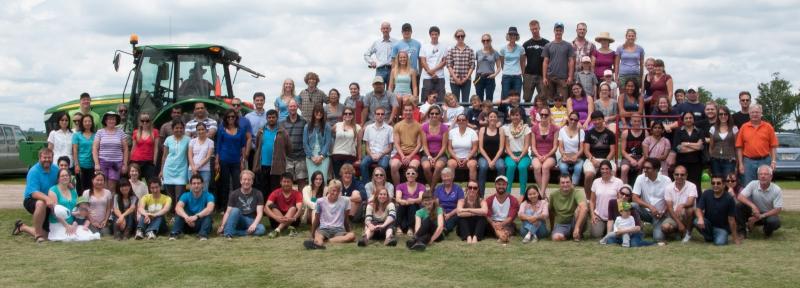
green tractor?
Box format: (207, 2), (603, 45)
(22, 34), (264, 165)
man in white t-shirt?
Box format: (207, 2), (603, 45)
(419, 26), (447, 103)
(663, 165), (698, 243)
(632, 158), (672, 243)
(304, 180), (355, 249)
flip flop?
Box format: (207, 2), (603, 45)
(12, 220), (23, 235)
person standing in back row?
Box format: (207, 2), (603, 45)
(542, 22), (575, 104)
(298, 72), (326, 118)
(736, 104), (778, 186)
(499, 27), (525, 100)
(446, 29), (476, 103)
(420, 26), (447, 103)
(364, 22), (397, 86)
(522, 20), (549, 103)
(572, 22), (597, 73)
(392, 23), (422, 92)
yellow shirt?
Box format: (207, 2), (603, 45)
(141, 193), (172, 214)
(393, 120), (422, 155)
(551, 106), (568, 127)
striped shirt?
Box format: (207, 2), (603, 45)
(95, 128), (126, 162)
(446, 45), (476, 80)
(281, 115), (307, 159)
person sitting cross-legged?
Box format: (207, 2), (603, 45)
(134, 178), (171, 240)
(218, 170), (267, 239)
(265, 173), (303, 238)
(304, 179), (356, 249)
(170, 174), (215, 240)
(357, 187), (398, 247)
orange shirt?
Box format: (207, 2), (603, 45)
(735, 121), (778, 158)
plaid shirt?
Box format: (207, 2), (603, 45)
(446, 45), (476, 80)
(572, 38), (596, 72)
(281, 115), (308, 159)
(298, 88), (327, 118)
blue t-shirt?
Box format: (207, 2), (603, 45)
(500, 44), (525, 76)
(260, 126), (278, 166)
(392, 39), (422, 71)
(216, 126), (248, 164)
(433, 184), (465, 213)
(163, 136), (190, 185)
(71, 132), (95, 168)
(24, 163), (59, 199)
(179, 191), (215, 215)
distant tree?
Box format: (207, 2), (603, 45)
(756, 72), (794, 130)
(791, 90), (800, 131)
(697, 86), (727, 107)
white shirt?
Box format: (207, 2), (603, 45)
(664, 181), (698, 211)
(420, 42), (446, 80)
(613, 215), (636, 232)
(362, 122), (393, 155)
(632, 173), (672, 214)
(448, 127), (478, 159)
(364, 37), (397, 67)
(445, 106), (464, 126)
(558, 126), (584, 154)
(47, 129), (73, 166)
(741, 181), (783, 212)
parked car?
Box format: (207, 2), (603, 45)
(776, 132), (800, 178)
(0, 124), (29, 174)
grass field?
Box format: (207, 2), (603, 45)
(1, 209), (798, 287)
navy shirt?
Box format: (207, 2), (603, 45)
(697, 189), (736, 232)
(674, 102), (706, 121)
(434, 184), (465, 213)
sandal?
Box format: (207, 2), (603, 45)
(35, 236), (46, 243)
(12, 220), (23, 236)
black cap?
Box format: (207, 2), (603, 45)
(507, 26), (519, 35)
(402, 23), (412, 31)
(591, 110), (605, 120)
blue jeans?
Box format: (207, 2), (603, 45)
(137, 215), (165, 234)
(501, 74), (522, 100)
(195, 170), (211, 193)
(223, 207), (267, 237)
(558, 158), (585, 185)
(743, 156), (770, 186)
(637, 205), (666, 242)
(520, 219), (549, 239)
(606, 232), (653, 247)
(450, 82), (472, 103)
(477, 156), (506, 197)
(710, 158), (736, 178)
(376, 66), (391, 86)
(693, 217), (729, 245)
(444, 215), (459, 235)
(360, 155), (390, 182)
(171, 214), (212, 237)
(475, 75), (497, 101)
(504, 153), (531, 195)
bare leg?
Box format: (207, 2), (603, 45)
(390, 159), (402, 185)
(329, 232), (356, 243)
(431, 160), (445, 189)
(541, 158), (555, 196)
(468, 160), (478, 182)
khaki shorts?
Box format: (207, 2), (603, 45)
(285, 158), (308, 180)
(583, 158), (617, 175)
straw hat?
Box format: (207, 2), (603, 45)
(595, 32), (615, 43)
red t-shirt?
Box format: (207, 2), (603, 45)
(131, 128), (159, 162)
(268, 188), (302, 213)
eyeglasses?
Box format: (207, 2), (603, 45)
(740, 99), (751, 102)
(429, 112), (440, 116)
(343, 112), (353, 115)
(374, 173), (385, 177)
(232, 103), (241, 107)
(455, 34), (465, 38)
(467, 186), (479, 190)
(481, 39), (491, 42)
(140, 119), (150, 123)
(540, 113), (550, 117)
(375, 113), (385, 116)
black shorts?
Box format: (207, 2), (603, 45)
(23, 198), (50, 231)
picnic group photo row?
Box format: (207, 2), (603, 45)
(13, 20), (784, 251)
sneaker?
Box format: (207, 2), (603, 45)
(522, 233), (532, 244)
(268, 229), (279, 239)
(386, 237), (397, 247)
(681, 232), (692, 243)
(147, 231), (156, 240)
(303, 240), (325, 250)
(357, 238), (367, 247)
(532, 234), (539, 243)
(410, 242), (426, 251)
(134, 230), (144, 240)
(288, 227), (298, 237)
(599, 236), (609, 245)
(622, 241), (630, 248)
(225, 235), (233, 241)
(406, 239), (415, 249)
(199, 237), (208, 241)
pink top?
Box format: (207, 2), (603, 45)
(591, 177), (623, 221)
(422, 122), (449, 156)
(643, 136), (671, 159)
(84, 188), (112, 225)
(396, 182), (425, 200)
(531, 123), (559, 156)
(649, 74), (672, 100)
(520, 199), (549, 220)
(592, 49), (616, 80)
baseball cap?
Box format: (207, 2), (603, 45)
(554, 22), (565, 29)
(581, 56), (591, 63)
(603, 69), (613, 77)
(687, 86), (698, 93)
(372, 76), (384, 84)
(495, 175), (508, 183)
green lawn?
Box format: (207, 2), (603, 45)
(1, 209), (798, 287)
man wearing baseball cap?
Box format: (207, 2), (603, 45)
(673, 86), (706, 121)
(362, 76), (399, 125)
(485, 175), (519, 243)
(391, 23), (422, 92)
(549, 173), (588, 241)
(542, 21), (575, 104)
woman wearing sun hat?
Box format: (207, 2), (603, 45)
(499, 26), (525, 100)
(592, 32), (616, 85)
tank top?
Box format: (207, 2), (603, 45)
(394, 72), (412, 95)
(649, 74), (671, 100)
(532, 123), (557, 156)
(570, 96), (589, 123)
(594, 99), (618, 123)
(422, 122), (448, 155)
(622, 94), (640, 113)
(482, 127), (501, 158)
(625, 130), (645, 159)
(592, 50), (615, 80)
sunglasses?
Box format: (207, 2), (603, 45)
(232, 103), (241, 107)
(540, 113), (550, 117)
(343, 112), (353, 115)
(740, 99), (751, 102)
(374, 173), (385, 177)
(481, 39), (491, 42)
(712, 181), (724, 185)
(467, 186), (479, 190)
(429, 112), (440, 116)
(455, 35), (465, 39)
(140, 119), (150, 123)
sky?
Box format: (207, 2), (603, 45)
(1, 0), (799, 131)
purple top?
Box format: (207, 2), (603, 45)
(95, 128), (126, 162)
(570, 96), (589, 123)
(592, 50), (616, 80)
(422, 122), (449, 156)
(531, 123), (559, 156)
(396, 182), (425, 200)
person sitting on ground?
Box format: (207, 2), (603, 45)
(406, 191), (445, 251)
(663, 165), (698, 243)
(339, 164), (367, 222)
(83, 172), (113, 235)
(434, 167), (465, 235)
(737, 165), (783, 238)
(72, 196), (91, 232)
(46, 169), (101, 242)
(395, 167), (425, 236)
(218, 170), (266, 238)
(265, 173), (303, 238)
(603, 185), (652, 247)
(14, 148), (59, 242)
(632, 158), (672, 244)
(134, 179), (171, 240)
(358, 188), (398, 247)
(456, 181), (488, 244)
(549, 174), (588, 241)
(693, 174), (741, 245)
(485, 175), (520, 244)
(304, 180), (356, 249)
(301, 171), (327, 226)
(111, 178), (138, 240)
(599, 202), (640, 247)
(519, 185), (549, 243)
(170, 175), (215, 241)
(589, 160), (624, 239)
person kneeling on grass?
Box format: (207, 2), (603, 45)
(358, 188), (398, 247)
(406, 191), (445, 251)
(135, 178), (171, 240)
(170, 174), (215, 241)
(305, 179), (356, 249)
(266, 173), (303, 238)
(218, 170), (266, 239)
(485, 175), (519, 244)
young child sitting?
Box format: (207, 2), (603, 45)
(600, 202), (636, 247)
(71, 196), (92, 232)
(550, 96), (568, 127)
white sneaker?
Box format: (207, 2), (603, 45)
(599, 236), (608, 245)
(681, 232), (692, 243)
(532, 234), (538, 243)
(146, 231), (156, 240)
(522, 233), (531, 243)
(134, 230), (144, 240)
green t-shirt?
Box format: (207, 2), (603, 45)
(415, 207), (444, 226)
(549, 189), (586, 225)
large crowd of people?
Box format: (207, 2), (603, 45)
(13, 20), (785, 250)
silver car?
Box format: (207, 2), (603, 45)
(0, 124), (28, 174)
(776, 132), (800, 177)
